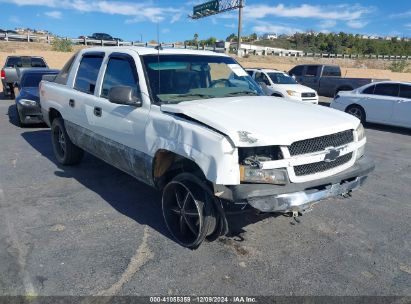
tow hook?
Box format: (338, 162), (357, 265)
(342, 191), (352, 198)
(292, 210), (301, 224)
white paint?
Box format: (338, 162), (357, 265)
(228, 64), (248, 77)
(331, 81), (411, 128)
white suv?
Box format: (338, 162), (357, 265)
(40, 47), (373, 248)
(247, 68), (319, 104)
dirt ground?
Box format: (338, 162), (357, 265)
(1, 41), (411, 82)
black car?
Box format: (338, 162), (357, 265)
(90, 33), (115, 41)
(15, 69), (59, 127)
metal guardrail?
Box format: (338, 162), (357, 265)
(1, 32), (410, 60)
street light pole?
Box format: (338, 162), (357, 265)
(237, 0), (243, 56)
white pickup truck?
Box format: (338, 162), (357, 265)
(40, 47), (374, 248)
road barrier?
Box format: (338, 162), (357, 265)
(1, 32), (410, 60)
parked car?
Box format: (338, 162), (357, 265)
(1, 56), (48, 99)
(90, 33), (115, 41)
(331, 81), (411, 128)
(40, 47), (374, 248)
(15, 68), (59, 126)
(246, 68), (318, 104)
(289, 64), (384, 97)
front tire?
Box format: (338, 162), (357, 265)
(15, 105), (27, 128)
(346, 105), (366, 123)
(162, 173), (217, 249)
(51, 118), (84, 165)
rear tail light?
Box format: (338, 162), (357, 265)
(0, 69), (5, 79)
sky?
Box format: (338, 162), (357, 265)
(0, 0), (411, 42)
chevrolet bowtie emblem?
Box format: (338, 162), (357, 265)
(324, 148), (341, 163)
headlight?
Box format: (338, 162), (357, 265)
(18, 99), (38, 106)
(356, 123), (365, 141)
(355, 123), (366, 160)
(286, 90), (300, 97)
(240, 166), (288, 185)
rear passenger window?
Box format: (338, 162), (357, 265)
(74, 55), (104, 94)
(101, 57), (139, 99)
(55, 54), (76, 85)
(305, 66), (318, 77)
(399, 84), (411, 99)
(374, 83), (399, 97)
(362, 85), (375, 95)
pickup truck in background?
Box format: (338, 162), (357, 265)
(1, 56), (48, 99)
(289, 64), (384, 97)
(40, 47), (374, 248)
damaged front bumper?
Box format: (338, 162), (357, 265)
(219, 156), (375, 213)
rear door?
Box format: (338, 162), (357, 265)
(391, 84), (411, 127)
(361, 83), (399, 123)
(69, 52), (105, 128)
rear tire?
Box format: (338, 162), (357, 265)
(51, 118), (84, 165)
(162, 173), (218, 249)
(346, 105), (366, 123)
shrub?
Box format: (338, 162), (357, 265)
(52, 38), (73, 52)
(389, 61), (409, 73)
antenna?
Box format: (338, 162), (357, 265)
(156, 21), (161, 97)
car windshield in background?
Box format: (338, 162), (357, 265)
(21, 73), (56, 88)
(6, 57), (47, 68)
(141, 54), (264, 104)
(268, 72), (298, 84)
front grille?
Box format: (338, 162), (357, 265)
(289, 130), (354, 156)
(302, 92), (316, 98)
(294, 153), (353, 176)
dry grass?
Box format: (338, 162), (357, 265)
(1, 41), (410, 82)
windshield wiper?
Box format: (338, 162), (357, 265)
(224, 91), (259, 97)
(163, 93), (215, 103)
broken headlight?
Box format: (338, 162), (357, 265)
(240, 166), (288, 184)
(238, 146), (287, 184)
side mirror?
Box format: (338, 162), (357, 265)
(108, 86), (142, 107)
(291, 74), (296, 80)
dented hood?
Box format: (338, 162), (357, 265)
(160, 96), (360, 147)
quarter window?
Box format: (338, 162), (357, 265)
(374, 83), (399, 97)
(55, 53), (76, 85)
(101, 57), (140, 99)
(74, 55), (104, 95)
(399, 84), (411, 99)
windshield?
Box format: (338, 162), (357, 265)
(267, 72), (298, 84)
(21, 73), (56, 88)
(141, 54), (264, 104)
(6, 57), (47, 68)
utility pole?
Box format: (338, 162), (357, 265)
(237, 0), (243, 56)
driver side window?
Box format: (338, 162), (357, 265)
(101, 57), (140, 99)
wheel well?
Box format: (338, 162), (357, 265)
(345, 104), (366, 119)
(49, 108), (62, 124)
(152, 150), (206, 190)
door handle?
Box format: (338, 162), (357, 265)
(69, 99), (75, 107)
(93, 107), (102, 117)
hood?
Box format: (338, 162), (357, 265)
(161, 96), (360, 147)
(274, 83), (316, 94)
(19, 87), (40, 101)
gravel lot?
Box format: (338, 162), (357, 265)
(0, 95), (410, 297)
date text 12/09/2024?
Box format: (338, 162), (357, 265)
(149, 296), (257, 303)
